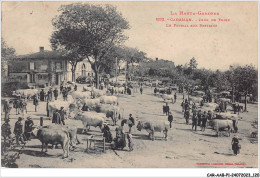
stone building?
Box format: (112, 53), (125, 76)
(7, 47), (68, 87)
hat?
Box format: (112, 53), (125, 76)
(18, 117), (23, 121)
(27, 116), (32, 120)
(61, 107), (64, 109)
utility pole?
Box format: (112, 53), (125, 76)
(115, 57), (118, 85)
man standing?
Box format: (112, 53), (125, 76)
(59, 107), (66, 125)
(14, 117), (25, 145)
(174, 93), (177, 103)
(168, 112), (173, 128)
(40, 89), (45, 102)
(48, 88), (53, 102)
(60, 84), (63, 94)
(201, 111), (208, 132)
(140, 87), (143, 95)
(184, 109), (190, 125)
(128, 114), (135, 133)
(192, 112), (198, 131)
(53, 88), (59, 100)
(3, 99), (11, 121)
(33, 95), (39, 112)
(197, 110), (202, 126)
(24, 116), (34, 141)
(2, 119), (12, 150)
(52, 109), (61, 125)
(165, 103), (170, 116)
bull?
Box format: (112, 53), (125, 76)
(32, 125), (70, 158)
(208, 119), (238, 136)
(95, 104), (123, 125)
(136, 120), (169, 141)
(100, 96), (118, 105)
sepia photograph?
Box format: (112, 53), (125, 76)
(1, 1), (258, 173)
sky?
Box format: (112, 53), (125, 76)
(1, 1), (258, 71)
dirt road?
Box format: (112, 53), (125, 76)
(2, 86), (258, 168)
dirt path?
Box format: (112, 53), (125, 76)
(2, 86), (258, 168)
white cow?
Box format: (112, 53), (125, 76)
(81, 98), (101, 108)
(100, 96), (118, 105)
(73, 111), (106, 132)
(70, 91), (92, 100)
(161, 94), (174, 103)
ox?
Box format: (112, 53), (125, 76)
(137, 120), (169, 141)
(100, 96), (118, 105)
(161, 94), (174, 103)
(32, 125), (70, 158)
(208, 119), (238, 136)
(70, 91), (92, 100)
(80, 98), (101, 109)
(95, 104), (123, 125)
(73, 111), (105, 132)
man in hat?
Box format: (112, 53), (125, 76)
(192, 112), (198, 131)
(2, 119), (12, 149)
(59, 107), (66, 125)
(53, 88), (59, 100)
(33, 95), (39, 112)
(52, 109), (61, 125)
(168, 112), (174, 128)
(24, 116), (34, 141)
(14, 117), (25, 145)
(48, 88), (53, 102)
(128, 114), (135, 133)
(40, 89), (45, 101)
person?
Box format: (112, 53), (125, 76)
(2, 119), (12, 150)
(102, 124), (113, 143)
(192, 112), (198, 131)
(168, 112), (173, 128)
(231, 135), (240, 155)
(140, 87), (143, 95)
(14, 117), (25, 145)
(224, 101), (227, 112)
(165, 103), (170, 116)
(62, 88), (68, 101)
(53, 88), (59, 100)
(207, 110), (213, 121)
(201, 111), (207, 132)
(60, 84), (63, 94)
(74, 84), (78, 91)
(181, 100), (185, 112)
(3, 99), (11, 121)
(52, 109), (61, 125)
(20, 99), (27, 114)
(33, 95), (39, 112)
(114, 125), (126, 149)
(184, 99), (189, 112)
(127, 133), (134, 152)
(111, 87), (114, 95)
(48, 88), (53, 102)
(128, 114), (135, 133)
(174, 93), (177, 103)
(24, 116), (34, 141)
(197, 110), (202, 126)
(59, 107), (66, 125)
(40, 89), (45, 101)
(14, 98), (20, 115)
(184, 109), (190, 125)
(154, 87), (157, 95)
(192, 103), (197, 114)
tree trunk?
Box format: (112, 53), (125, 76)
(70, 62), (77, 82)
(244, 91), (248, 112)
(95, 71), (99, 89)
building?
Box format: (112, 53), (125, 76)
(7, 47), (68, 87)
(67, 59), (95, 82)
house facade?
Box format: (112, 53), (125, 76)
(67, 59), (95, 82)
(7, 47), (68, 87)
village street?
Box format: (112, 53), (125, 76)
(2, 85), (258, 168)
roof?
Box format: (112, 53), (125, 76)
(15, 50), (66, 60)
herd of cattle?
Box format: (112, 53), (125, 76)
(3, 84), (248, 158)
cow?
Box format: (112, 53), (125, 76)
(161, 94), (174, 103)
(80, 98), (101, 109)
(208, 119), (237, 136)
(73, 111), (105, 132)
(13, 89), (39, 99)
(136, 120), (169, 141)
(95, 104), (124, 125)
(100, 96), (118, 105)
(32, 125), (70, 158)
(92, 89), (107, 98)
(47, 101), (70, 117)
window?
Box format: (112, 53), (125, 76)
(29, 62), (35, 70)
(40, 65), (47, 70)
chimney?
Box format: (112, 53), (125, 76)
(40, 46), (44, 52)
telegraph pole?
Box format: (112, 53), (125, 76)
(115, 57), (118, 85)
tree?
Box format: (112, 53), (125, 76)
(232, 65), (257, 111)
(1, 39), (16, 78)
(50, 3), (129, 87)
(189, 57), (198, 71)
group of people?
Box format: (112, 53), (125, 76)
(52, 107), (67, 125)
(1, 116), (35, 149)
